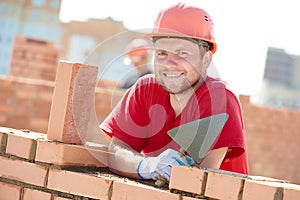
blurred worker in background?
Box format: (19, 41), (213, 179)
(120, 38), (152, 89)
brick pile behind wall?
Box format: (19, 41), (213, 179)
(240, 95), (300, 184)
(0, 75), (124, 134)
(9, 35), (60, 81)
(0, 76), (54, 133)
(1, 127), (300, 200)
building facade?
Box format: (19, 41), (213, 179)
(60, 18), (149, 84)
(0, 0), (61, 75)
(259, 47), (300, 110)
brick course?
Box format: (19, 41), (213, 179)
(1, 127), (299, 200)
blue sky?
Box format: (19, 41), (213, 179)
(59, 0), (300, 96)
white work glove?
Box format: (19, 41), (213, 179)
(137, 149), (194, 181)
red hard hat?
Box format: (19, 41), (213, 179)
(145, 3), (217, 54)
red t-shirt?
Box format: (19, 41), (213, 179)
(100, 75), (249, 174)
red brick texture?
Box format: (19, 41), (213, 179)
(47, 169), (112, 199)
(0, 76), (54, 133)
(9, 35), (60, 81)
(1, 127), (300, 199)
(47, 61), (98, 144)
(0, 127), (109, 199)
(240, 95), (300, 184)
(35, 140), (108, 167)
(23, 188), (52, 200)
(0, 182), (21, 199)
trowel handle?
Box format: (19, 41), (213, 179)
(179, 148), (190, 165)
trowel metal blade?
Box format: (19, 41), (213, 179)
(167, 113), (229, 164)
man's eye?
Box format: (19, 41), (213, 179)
(178, 50), (189, 57)
(157, 51), (168, 57)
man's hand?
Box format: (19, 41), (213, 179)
(137, 149), (194, 181)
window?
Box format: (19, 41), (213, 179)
(49, 14), (57, 23)
(32, 0), (45, 7)
(50, 0), (59, 9)
(31, 11), (41, 20)
(0, 3), (8, 13)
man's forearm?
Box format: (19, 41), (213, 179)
(107, 138), (144, 179)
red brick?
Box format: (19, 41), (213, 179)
(111, 181), (180, 200)
(16, 89), (38, 99)
(5, 130), (46, 159)
(30, 118), (49, 133)
(0, 182), (21, 199)
(47, 61), (98, 144)
(204, 170), (243, 200)
(6, 134), (34, 159)
(23, 188), (51, 200)
(35, 140), (108, 167)
(243, 179), (284, 200)
(10, 35), (59, 81)
(182, 196), (205, 200)
(283, 183), (300, 200)
(47, 169), (112, 199)
(53, 196), (73, 200)
(0, 116), (7, 125)
(169, 166), (205, 195)
(0, 156), (47, 186)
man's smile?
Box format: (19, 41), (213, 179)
(162, 72), (184, 78)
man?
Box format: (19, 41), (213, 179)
(121, 38), (152, 89)
(99, 3), (248, 182)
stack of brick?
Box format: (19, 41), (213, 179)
(9, 35), (60, 81)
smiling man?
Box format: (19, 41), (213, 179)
(99, 3), (248, 183)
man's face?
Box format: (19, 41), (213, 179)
(153, 38), (206, 94)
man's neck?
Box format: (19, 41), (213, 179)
(169, 78), (206, 117)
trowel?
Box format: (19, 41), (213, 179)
(153, 113), (229, 186)
(167, 113), (229, 164)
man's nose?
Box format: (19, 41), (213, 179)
(164, 53), (179, 68)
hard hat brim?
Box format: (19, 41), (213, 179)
(144, 32), (217, 54)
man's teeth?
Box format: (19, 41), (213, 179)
(164, 73), (183, 77)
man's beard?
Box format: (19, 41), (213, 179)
(158, 78), (200, 94)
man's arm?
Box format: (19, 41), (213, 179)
(107, 137), (144, 179)
(107, 136), (194, 181)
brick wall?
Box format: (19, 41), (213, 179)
(9, 35), (60, 81)
(0, 75), (123, 134)
(240, 95), (300, 185)
(1, 73), (300, 186)
(0, 127), (300, 199)
(0, 76), (54, 133)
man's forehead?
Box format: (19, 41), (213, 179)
(154, 38), (199, 50)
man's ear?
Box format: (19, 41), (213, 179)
(202, 51), (212, 70)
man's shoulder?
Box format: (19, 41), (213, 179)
(203, 77), (228, 90)
(135, 74), (157, 87)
